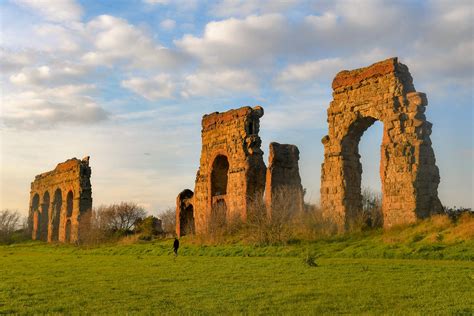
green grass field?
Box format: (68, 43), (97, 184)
(1, 219), (473, 315)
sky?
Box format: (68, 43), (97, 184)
(0, 0), (473, 217)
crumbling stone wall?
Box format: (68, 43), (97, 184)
(28, 157), (92, 243)
(176, 189), (194, 237)
(193, 106), (267, 234)
(265, 142), (304, 216)
(320, 57), (442, 231)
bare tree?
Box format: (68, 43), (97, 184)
(99, 202), (147, 233)
(159, 207), (176, 235)
(0, 209), (21, 243)
(361, 187), (383, 228)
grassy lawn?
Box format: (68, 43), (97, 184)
(1, 239), (473, 315)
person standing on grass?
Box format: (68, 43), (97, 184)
(173, 237), (179, 257)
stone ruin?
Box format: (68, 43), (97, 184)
(176, 106), (304, 236)
(265, 143), (304, 216)
(320, 57), (442, 231)
(24, 58), (441, 240)
(28, 157), (92, 243)
(176, 57), (442, 236)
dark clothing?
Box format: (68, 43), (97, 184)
(173, 238), (179, 256)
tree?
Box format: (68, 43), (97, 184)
(134, 216), (163, 236)
(361, 187), (383, 228)
(0, 209), (21, 244)
(159, 207), (176, 234)
(98, 202), (147, 233)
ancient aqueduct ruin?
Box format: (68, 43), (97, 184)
(28, 157), (92, 243)
(28, 57), (442, 242)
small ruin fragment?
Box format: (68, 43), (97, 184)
(176, 106), (304, 236)
(320, 57), (442, 231)
(28, 157), (92, 243)
(265, 142), (304, 216)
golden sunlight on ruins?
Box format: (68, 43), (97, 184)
(28, 58), (442, 243)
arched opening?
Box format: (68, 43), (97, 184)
(211, 155), (229, 196)
(341, 116), (384, 228)
(65, 220), (71, 243)
(52, 189), (62, 241)
(40, 191), (50, 241)
(66, 191), (74, 217)
(359, 121), (384, 228)
(180, 205), (195, 236)
(32, 194), (40, 239)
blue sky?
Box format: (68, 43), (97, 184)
(1, 0), (472, 216)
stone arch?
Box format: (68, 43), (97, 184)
(176, 189), (195, 237)
(320, 58), (442, 231)
(338, 116), (384, 227)
(182, 204), (195, 235)
(192, 107), (266, 234)
(31, 193), (40, 240)
(211, 155), (229, 197)
(28, 157), (92, 244)
(40, 191), (50, 241)
(51, 188), (62, 241)
(66, 190), (74, 217)
(208, 154), (230, 230)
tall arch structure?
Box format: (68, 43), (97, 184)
(193, 106), (267, 234)
(29, 156), (92, 243)
(320, 57), (442, 231)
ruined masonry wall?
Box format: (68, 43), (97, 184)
(29, 157), (92, 243)
(265, 142), (304, 215)
(320, 57), (442, 231)
(193, 106), (267, 234)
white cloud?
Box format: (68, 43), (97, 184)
(175, 14), (289, 66)
(332, 0), (401, 28)
(122, 74), (175, 101)
(0, 49), (35, 74)
(14, 0), (83, 23)
(83, 15), (185, 69)
(160, 19), (176, 30)
(276, 58), (343, 84)
(121, 68), (259, 100)
(274, 49), (390, 91)
(303, 12), (337, 30)
(1, 84), (108, 128)
(182, 68), (259, 97)
(9, 63), (89, 86)
(34, 23), (87, 52)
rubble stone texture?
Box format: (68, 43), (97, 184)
(193, 106), (267, 234)
(176, 189), (194, 237)
(28, 157), (92, 243)
(265, 142), (304, 216)
(320, 57), (442, 231)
